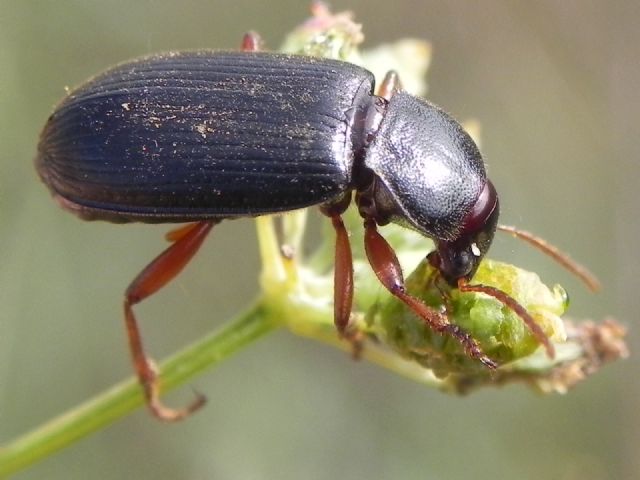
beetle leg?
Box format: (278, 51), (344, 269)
(241, 31), (263, 52)
(428, 269), (456, 318)
(320, 194), (363, 355)
(378, 71), (401, 101)
(328, 213), (366, 358)
(164, 222), (202, 243)
(363, 219), (497, 369)
(124, 220), (217, 421)
(328, 214), (354, 335)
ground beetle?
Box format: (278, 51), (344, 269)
(36, 33), (599, 421)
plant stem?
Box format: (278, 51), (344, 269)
(0, 301), (275, 477)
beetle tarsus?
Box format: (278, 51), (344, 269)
(439, 323), (498, 369)
(124, 299), (207, 421)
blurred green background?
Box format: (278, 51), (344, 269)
(1, 1), (638, 478)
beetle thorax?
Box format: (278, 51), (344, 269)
(358, 91), (487, 242)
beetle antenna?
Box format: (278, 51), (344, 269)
(457, 279), (555, 359)
(497, 225), (601, 292)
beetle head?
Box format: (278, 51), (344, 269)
(429, 180), (499, 284)
(360, 92), (500, 283)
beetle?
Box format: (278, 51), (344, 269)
(36, 33), (598, 421)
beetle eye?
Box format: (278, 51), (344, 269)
(461, 180), (497, 236)
(457, 179), (500, 259)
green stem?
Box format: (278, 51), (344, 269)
(288, 314), (444, 390)
(0, 301), (276, 477)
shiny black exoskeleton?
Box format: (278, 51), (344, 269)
(36, 48), (504, 421)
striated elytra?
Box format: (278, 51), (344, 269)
(36, 51), (496, 270)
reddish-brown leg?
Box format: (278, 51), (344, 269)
(124, 221), (216, 421)
(328, 214), (354, 335)
(328, 213), (365, 358)
(241, 31), (263, 52)
(378, 70), (401, 101)
(363, 220), (497, 368)
(165, 222), (202, 243)
(320, 194), (363, 355)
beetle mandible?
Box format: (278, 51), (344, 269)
(36, 33), (597, 421)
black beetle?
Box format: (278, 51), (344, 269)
(36, 33), (596, 421)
